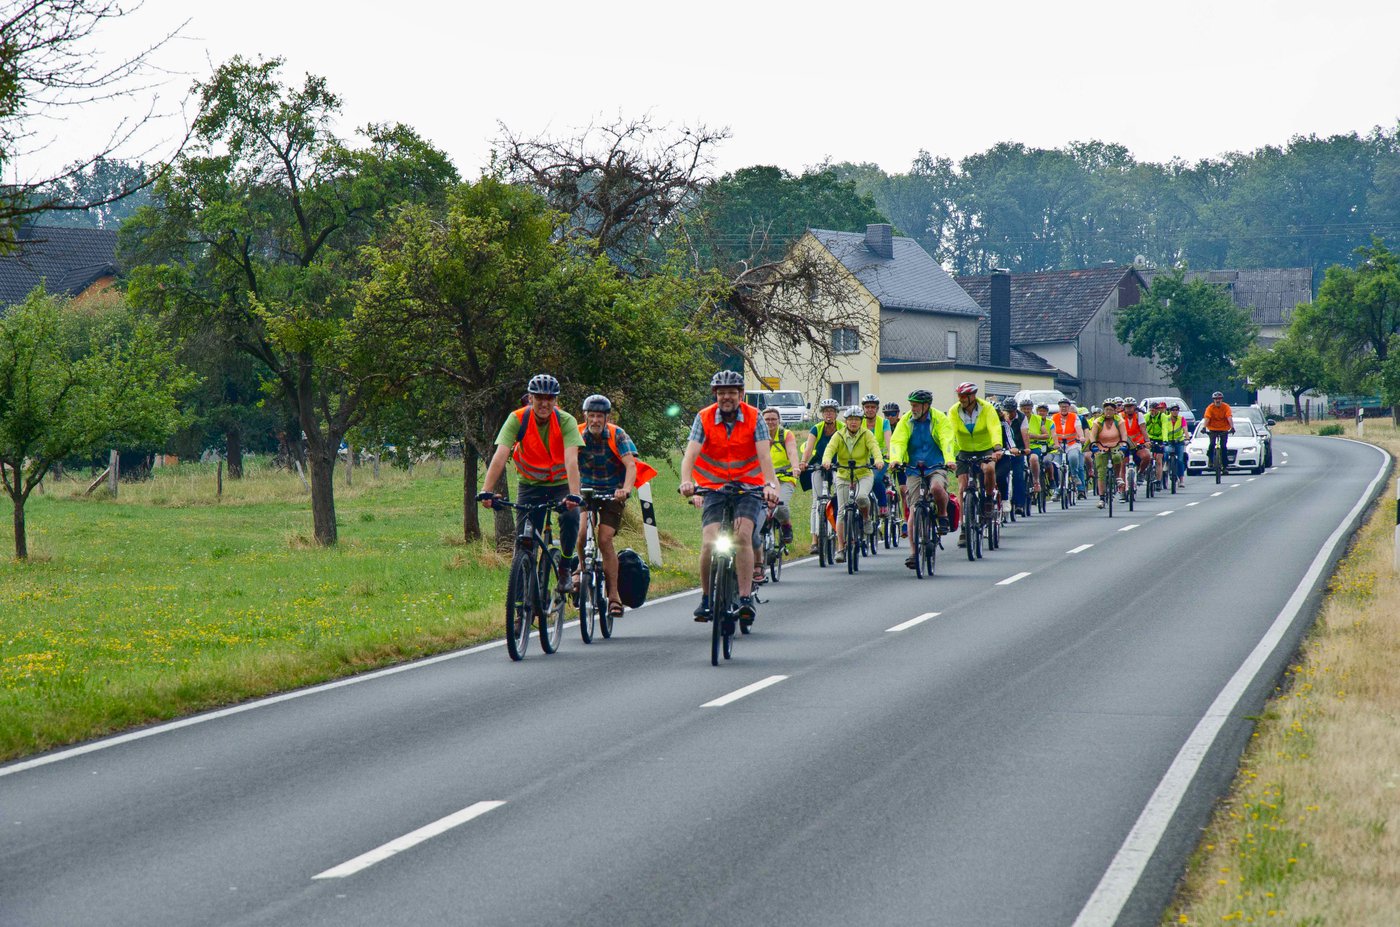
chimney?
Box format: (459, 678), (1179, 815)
(990, 267), (1011, 368)
(865, 223), (893, 260)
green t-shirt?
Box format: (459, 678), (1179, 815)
(495, 407), (585, 486)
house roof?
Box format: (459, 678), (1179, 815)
(810, 228), (984, 317)
(1138, 268), (1312, 326)
(957, 266), (1141, 344)
(0, 225), (119, 307)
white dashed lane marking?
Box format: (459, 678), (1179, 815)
(1118, 524), (1140, 533)
(1068, 544), (1093, 554)
(886, 612), (940, 633)
(997, 572), (1032, 586)
(702, 675), (789, 708)
(314, 801), (507, 879)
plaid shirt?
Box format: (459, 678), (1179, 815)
(579, 425), (638, 491)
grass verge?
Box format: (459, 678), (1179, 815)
(1164, 420), (1400, 924)
(1, 456), (817, 762)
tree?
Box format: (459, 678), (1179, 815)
(0, 288), (189, 559)
(121, 56), (458, 544)
(1115, 267), (1258, 406)
(31, 158), (154, 228)
(1238, 330), (1330, 421)
(354, 177), (721, 544)
(1, 1), (184, 247)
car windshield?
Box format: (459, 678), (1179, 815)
(1232, 420), (1257, 436)
(756, 391), (804, 408)
(1024, 390), (1064, 407)
(1239, 408), (1266, 424)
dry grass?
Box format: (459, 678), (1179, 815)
(1166, 420), (1400, 925)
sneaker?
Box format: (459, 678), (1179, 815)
(836, 550), (846, 563)
(937, 516), (950, 535)
(781, 525), (794, 545)
(905, 555), (918, 569)
(736, 596), (756, 621)
(900, 524), (909, 538)
(559, 572), (576, 595)
(957, 535), (967, 547)
(1078, 489), (1087, 500)
(1097, 499), (1105, 509)
(808, 543), (819, 555)
(693, 598), (711, 622)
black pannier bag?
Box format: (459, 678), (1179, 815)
(616, 548), (651, 607)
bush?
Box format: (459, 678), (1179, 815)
(1317, 424), (1344, 436)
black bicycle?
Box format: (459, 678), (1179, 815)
(901, 463), (946, 579)
(1209, 431), (1232, 484)
(694, 484), (767, 666)
(960, 453), (996, 561)
(824, 459), (869, 574)
(814, 470), (836, 568)
(575, 488), (611, 644)
(1096, 446), (1124, 518)
(1052, 441), (1077, 510)
(758, 469), (791, 584)
(1124, 446), (1139, 513)
(884, 480), (904, 548)
(492, 497), (570, 661)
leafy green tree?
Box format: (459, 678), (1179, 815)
(121, 56), (458, 544)
(32, 158), (153, 229)
(1115, 267), (1258, 406)
(355, 177), (721, 543)
(1238, 329), (1330, 421)
(0, 288), (189, 559)
(687, 165), (887, 270)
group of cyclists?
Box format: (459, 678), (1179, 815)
(476, 371), (1239, 649)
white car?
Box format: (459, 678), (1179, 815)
(746, 389), (809, 425)
(1186, 418), (1265, 475)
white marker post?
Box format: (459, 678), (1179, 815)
(1394, 475), (1399, 574)
(637, 482), (663, 566)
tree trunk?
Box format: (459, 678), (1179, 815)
(12, 492), (27, 561)
(226, 427), (243, 479)
(307, 448), (339, 546)
(492, 470), (513, 554)
(463, 451), (481, 542)
(1292, 388), (1306, 423)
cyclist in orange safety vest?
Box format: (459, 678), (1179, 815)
(679, 370), (780, 629)
(478, 373), (584, 592)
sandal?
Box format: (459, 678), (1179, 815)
(608, 600), (624, 618)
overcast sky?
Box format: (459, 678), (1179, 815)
(16, 0), (1400, 182)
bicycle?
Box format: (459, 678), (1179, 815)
(863, 482), (882, 558)
(1032, 448), (1053, 514)
(492, 497), (570, 661)
(960, 453), (996, 561)
(825, 459), (869, 574)
(575, 488), (612, 644)
(900, 464), (947, 579)
(1095, 446), (1124, 518)
(1052, 441), (1078, 510)
(693, 484), (767, 666)
(1124, 447), (1138, 513)
(815, 472), (836, 568)
(757, 469), (791, 584)
(1209, 431), (1231, 484)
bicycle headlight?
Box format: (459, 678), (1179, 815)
(714, 535), (733, 554)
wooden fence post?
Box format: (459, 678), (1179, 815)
(108, 450), (119, 497)
(217, 460), (223, 500)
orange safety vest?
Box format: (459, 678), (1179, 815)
(1121, 413), (1145, 444)
(578, 422), (658, 487)
(693, 402), (765, 489)
(1052, 411), (1081, 443)
(511, 407), (568, 484)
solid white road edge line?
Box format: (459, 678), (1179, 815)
(1071, 441), (1390, 927)
(701, 675), (789, 708)
(313, 800), (506, 879)
(996, 572), (1031, 586)
(1068, 544), (1094, 554)
(886, 612), (940, 633)
(1118, 524), (1139, 533)
(0, 558), (819, 779)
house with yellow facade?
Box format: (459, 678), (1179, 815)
(747, 224), (1062, 410)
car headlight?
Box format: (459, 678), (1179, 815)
(714, 535), (733, 553)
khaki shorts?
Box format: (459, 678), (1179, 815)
(596, 497), (626, 531)
(903, 468), (948, 507)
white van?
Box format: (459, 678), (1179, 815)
(746, 389), (809, 425)
(1013, 388), (1070, 411)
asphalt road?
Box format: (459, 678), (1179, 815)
(2, 435), (1390, 927)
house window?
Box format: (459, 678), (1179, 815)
(832, 327), (860, 355)
(830, 382), (858, 408)
(945, 331), (958, 360)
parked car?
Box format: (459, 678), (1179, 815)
(1014, 388), (1069, 411)
(1185, 418), (1265, 475)
(746, 389), (809, 425)
(1140, 395), (1196, 433)
(1236, 405), (1275, 467)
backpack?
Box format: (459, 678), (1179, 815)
(616, 548), (651, 608)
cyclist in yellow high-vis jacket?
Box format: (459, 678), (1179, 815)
(948, 382), (1004, 521)
(822, 407), (883, 563)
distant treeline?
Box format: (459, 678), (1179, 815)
(822, 129), (1400, 284)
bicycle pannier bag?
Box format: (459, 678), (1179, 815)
(616, 548), (651, 607)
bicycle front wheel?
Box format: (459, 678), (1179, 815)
(597, 573), (614, 639)
(579, 567), (598, 644)
(506, 550), (534, 661)
(537, 552), (566, 654)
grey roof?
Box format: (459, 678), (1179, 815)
(0, 225), (119, 307)
(958, 267), (1142, 343)
(809, 228), (984, 317)
(1139, 268), (1312, 326)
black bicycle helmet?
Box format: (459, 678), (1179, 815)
(1001, 398), (1018, 411)
(907, 389), (933, 404)
(581, 394), (611, 413)
(709, 370), (745, 390)
(882, 402), (900, 415)
(527, 373), (561, 396)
